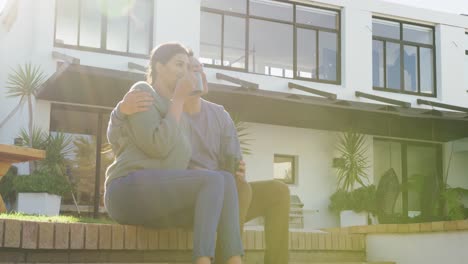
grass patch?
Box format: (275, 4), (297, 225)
(0, 212), (116, 224)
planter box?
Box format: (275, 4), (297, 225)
(340, 210), (368, 227)
(16, 192), (61, 216)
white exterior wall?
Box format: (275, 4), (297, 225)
(367, 231), (468, 264)
(0, 0), (37, 145)
(243, 122), (375, 229)
(0, 0), (467, 228)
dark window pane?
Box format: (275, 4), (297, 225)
(223, 16), (246, 69)
(373, 40), (384, 87)
(386, 42), (401, 89)
(249, 19), (293, 77)
(79, 0), (102, 48)
(403, 45), (418, 92)
(297, 28), (317, 79)
(201, 0), (246, 13)
(406, 144), (438, 215)
(200, 12), (222, 66)
(318, 31), (337, 81)
(249, 0), (293, 22)
(296, 5), (338, 30)
(129, 0), (152, 54)
(403, 24), (433, 45)
(55, 0), (79, 45)
(373, 19), (399, 39)
(373, 140), (403, 214)
(420, 47), (434, 94)
(106, 1), (130, 52)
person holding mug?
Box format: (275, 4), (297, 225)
(105, 42), (244, 264)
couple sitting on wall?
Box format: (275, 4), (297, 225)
(104, 42), (290, 264)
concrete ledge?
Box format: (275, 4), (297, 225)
(323, 219), (468, 234)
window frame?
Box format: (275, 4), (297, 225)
(373, 137), (443, 220)
(372, 16), (437, 97)
(53, 0), (154, 59)
(465, 32), (468, 93)
(465, 32), (468, 56)
(200, 0), (341, 85)
(273, 154), (297, 184)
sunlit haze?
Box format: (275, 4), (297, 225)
(0, 0), (7, 15)
(383, 0), (468, 15)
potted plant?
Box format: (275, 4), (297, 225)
(329, 185), (376, 226)
(13, 127), (73, 216)
(14, 169), (72, 216)
(330, 131), (372, 226)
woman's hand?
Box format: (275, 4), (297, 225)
(235, 160), (247, 183)
(172, 73), (196, 102)
(119, 90), (154, 115)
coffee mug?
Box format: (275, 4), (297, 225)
(191, 72), (204, 95)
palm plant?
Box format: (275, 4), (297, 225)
(0, 63), (46, 144)
(17, 127), (74, 175)
(17, 127), (79, 210)
(335, 131), (369, 192)
(231, 114), (252, 155)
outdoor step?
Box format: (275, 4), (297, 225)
(289, 262), (396, 264)
(246, 251), (366, 263)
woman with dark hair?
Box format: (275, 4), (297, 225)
(105, 42), (243, 264)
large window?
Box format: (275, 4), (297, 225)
(372, 18), (436, 96)
(54, 0), (154, 58)
(50, 104), (112, 216)
(373, 139), (443, 220)
(200, 0), (341, 84)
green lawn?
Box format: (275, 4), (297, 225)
(0, 212), (116, 224)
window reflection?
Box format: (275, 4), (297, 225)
(404, 45), (418, 92)
(200, 0), (340, 83)
(223, 16), (246, 68)
(297, 28), (317, 79)
(420, 47), (434, 94)
(55, 0), (153, 56)
(386, 42), (401, 90)
(200, 12), (222, 66)
(372, 18), (435, 95)
(249, 0), (293, 22)
(55, 0), (79, 45)
(373, 40), (384, 87)
(249, 19), (293, 76)
(50, 105), (112, 214)
(318, 31), (337, 81)
(79, 0), (102, 48)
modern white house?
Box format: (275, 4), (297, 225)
(1, 0), (468, 230)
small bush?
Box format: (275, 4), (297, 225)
(13, 170), (72, 197)
(329, 185), (376, 214)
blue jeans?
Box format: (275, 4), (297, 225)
(104, 169), (243, 263)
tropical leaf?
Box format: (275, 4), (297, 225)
(335, 131), (370, 191)
(6, 63), (45, 98)
(18, 127), (73, 173)
(18, 127), (48, 150)
(231, 114), (253, 156)
(0, 64), (45, 146)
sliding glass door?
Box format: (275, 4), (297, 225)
(373, 138), (443, 220)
